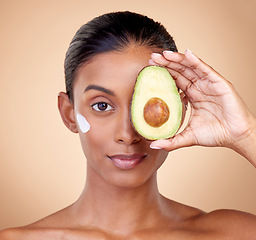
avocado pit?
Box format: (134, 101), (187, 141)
(143, 97), (169, 128)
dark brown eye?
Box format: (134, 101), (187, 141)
(92, 102), (113, 112)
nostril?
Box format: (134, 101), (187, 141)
(132, 133), (141, 144)
(114, 111), (142, 145)
(115, 127), (141, 145)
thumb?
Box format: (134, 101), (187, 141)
(150, 130), (195, 152)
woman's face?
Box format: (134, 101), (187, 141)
(72, 46), (169, 188)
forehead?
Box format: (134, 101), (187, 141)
(73, 47), (153, 95)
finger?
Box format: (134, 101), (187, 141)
(150, 53), (197, 95)
(149, 61), (198, 99)
(150, 52), (172, 66)
(164, 50), (222, 83)
(152, 53), (200, 82)
(164, 61), (200, 84)
(167, 68), (193, 94)
(151, 52), (193, 75)
(148, 58), (157, 66)
(162, 50), (187, 63)
(150, 129), (196, 152)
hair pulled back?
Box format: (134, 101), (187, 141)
(64, 11), (178, 101)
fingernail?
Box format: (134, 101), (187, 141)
(148, 59), (155, 65)
(185, 49), (193, 54)
(150, 144), (162, 150)
(151, 53), (162, 57)
(163, 50), (174, 54)
(150, 146), (162, 150)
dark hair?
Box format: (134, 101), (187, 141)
(64, 11), (178, 102)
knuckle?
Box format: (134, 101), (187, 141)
(177, 65), (187, 73)
(185, 81), (193, 92)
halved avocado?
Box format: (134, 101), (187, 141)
(131, 66), (182, 140)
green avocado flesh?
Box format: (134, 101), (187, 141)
(131, 66), (182, 140)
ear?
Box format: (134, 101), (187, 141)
(58, 92), (78, 133)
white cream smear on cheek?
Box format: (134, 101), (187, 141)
(76, 113), (91, 133)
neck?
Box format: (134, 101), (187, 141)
(71, 166), (168, 235)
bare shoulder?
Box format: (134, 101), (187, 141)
(194, 209), (256, 238)
(0, 207), (72, 240)
(0, 227), (62, 240)
(26, 205), (73, 229)
(0, 227), (112, 240)
(0, 207), (112, 240)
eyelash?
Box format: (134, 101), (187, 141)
(91, 102), (114, 112)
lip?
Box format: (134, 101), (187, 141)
(108, 153), (147, 170)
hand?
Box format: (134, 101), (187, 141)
(149, 50), (256, 159)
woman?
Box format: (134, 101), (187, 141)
(1, 11), (256, 239)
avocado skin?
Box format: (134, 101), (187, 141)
(131, 66), (182, 140)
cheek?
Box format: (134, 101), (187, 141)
(76, 113), (90, 133)
(76, 112), (111, 142)
(78, 118), (116, 178)
(78, 115), (113, 155)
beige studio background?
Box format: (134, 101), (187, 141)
(0, 0), (256, 230)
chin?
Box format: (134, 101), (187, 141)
(103, 157), (164, 189)
(107, 170), (158, 189)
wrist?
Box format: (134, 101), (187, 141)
(231, 116), (256, 167)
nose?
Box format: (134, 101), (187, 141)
(114, 109), (141, 145)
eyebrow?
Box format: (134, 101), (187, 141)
(84, 84), (115, 96)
